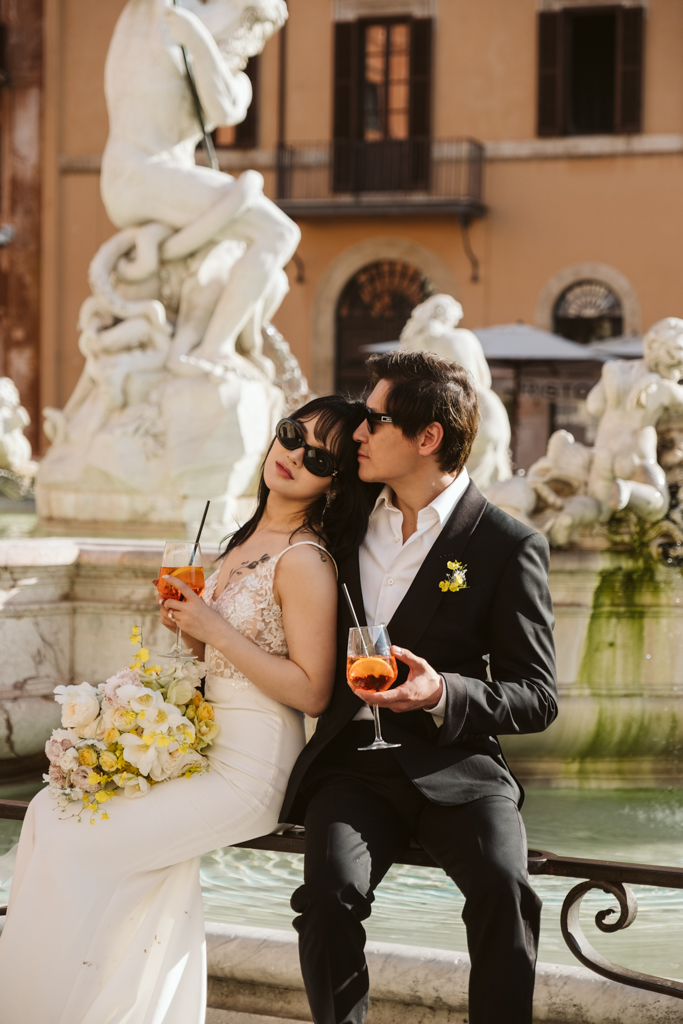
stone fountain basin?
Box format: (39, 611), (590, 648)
(1, 540), (683, 786)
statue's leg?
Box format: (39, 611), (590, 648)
(192, 196), (300, 365)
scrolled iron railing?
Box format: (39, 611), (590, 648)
(1, 799), (682, 999)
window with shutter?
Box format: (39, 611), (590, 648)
(332, 17), (433, 192)
(537, 11), (563, 136)
(332, 21), (359, 191)
(537, 6), (644, 138)
(615, 6), (644, 133)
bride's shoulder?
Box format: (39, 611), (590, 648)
(275, 537), (337, 580)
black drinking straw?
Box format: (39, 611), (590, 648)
(342, 584), (370, 655)
(190, 500), (210, 566)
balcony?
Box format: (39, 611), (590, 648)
(275, 137), (486, 219)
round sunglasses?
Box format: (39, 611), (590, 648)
(275, 418), (337, 478)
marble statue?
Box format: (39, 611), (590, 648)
(0, 377), (36, 499)
(488, 317), (683, 549)
(399, 294), (512, 490)
(36, 0), (308, 531)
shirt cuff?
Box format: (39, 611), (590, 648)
(426, 676), (447, 719)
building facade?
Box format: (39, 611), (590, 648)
(3, 0), (683, 465)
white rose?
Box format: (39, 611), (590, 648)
(112, 771), (151, 799)
(157, 747), (207, 781)
(100, 705), (137, 734)
(59, 747), (80, 773)
(77, 716), (101, 740)
(54, 682), (100, 730)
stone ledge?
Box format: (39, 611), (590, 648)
(205, 922), (683, 1024)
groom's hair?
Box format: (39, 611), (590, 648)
(366, 351), (479, 474)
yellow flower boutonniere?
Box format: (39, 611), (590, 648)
(438, 559), (468, 593)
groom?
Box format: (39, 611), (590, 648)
(280, 351), (557, 1024)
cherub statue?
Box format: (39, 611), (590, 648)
(101, 0), (299, 375)
(487, 317), (683, 548)
(586, 316), (683, 522)
(399, 294), (512, 489)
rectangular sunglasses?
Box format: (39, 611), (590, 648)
(363, 405), (394, 434)
(276, 418), (338, 478)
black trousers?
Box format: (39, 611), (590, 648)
(290, 724), (541, 1024)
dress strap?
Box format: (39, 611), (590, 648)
(274, 541), (338, 578)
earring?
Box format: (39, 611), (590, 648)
(321, 490), (335, 524)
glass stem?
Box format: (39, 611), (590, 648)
(372, 705), (383, 743)
(175, 624), (182, 650)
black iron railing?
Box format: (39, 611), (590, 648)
(275, 137), (485, 214)
(2, 799), (682, 999)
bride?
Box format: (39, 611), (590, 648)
(0, 395), (370, 1024)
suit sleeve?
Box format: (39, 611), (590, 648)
(438, 530), (557, 747)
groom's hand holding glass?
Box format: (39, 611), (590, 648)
(358, 645), (444, 713)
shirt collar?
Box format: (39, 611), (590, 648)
(371, 468), (470, 525)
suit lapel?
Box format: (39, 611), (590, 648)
(386, 480), (488, 653)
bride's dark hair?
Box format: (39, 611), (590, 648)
(220, 395), (372, 562)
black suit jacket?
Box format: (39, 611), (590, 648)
(280, 481), (558, 824)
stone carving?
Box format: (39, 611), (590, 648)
(399, 294), (512, 490)
(0, 378), (37, 499)
(488, 317), (683, 549)
(36, 0), (307, 531)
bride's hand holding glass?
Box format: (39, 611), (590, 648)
(161, 576), (226, 650)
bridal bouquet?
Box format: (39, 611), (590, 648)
(44, 626), (219, 822)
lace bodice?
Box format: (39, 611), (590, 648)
(202, 541), (334, 690)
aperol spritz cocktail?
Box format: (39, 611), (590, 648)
(157, 541), (204, 657)
(346, 625), (400, 751)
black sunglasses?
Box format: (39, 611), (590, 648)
(363, 405), (394, 434)
(275, 418), (338, 478)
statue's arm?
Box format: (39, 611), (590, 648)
(585, 377), (606, 418)
(164, 6), (252, 129)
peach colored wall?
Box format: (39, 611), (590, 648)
(41, 0), (683, 425)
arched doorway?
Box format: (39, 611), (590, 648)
(335, 260), (433, 394)
(553, 279), (623, 343)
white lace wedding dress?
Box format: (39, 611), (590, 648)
(0, 542), (329, 1024)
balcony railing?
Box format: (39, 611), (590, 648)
(275, 137), (486, 218)
(2, 797), (683, 1000)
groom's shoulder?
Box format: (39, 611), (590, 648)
(479, 500), (547, 552)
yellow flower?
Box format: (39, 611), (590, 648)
(95, 790), (112, 803)
(137, 648), (150, 663)
(146, 665), (162, 675)
(101, 812), (110, 820)
(78, 747), (98, 767)
(99, 750), (119, 772)
(197, 703), (214, 722)
(185, 705), (196, 720)
(88, 771), (102, 785)
(447, 561), (456, 571)
(104, 728), (121, 744)
(449, 581), (459, 592)
(439, 580), (449, 592)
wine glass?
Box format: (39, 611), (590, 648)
(157, 541), (205, 658)
(346, 625), (400, 751)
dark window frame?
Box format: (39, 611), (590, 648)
(537, 5), (645, 138)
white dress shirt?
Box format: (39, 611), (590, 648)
(353, 469), (471, 723)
